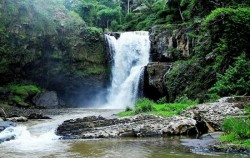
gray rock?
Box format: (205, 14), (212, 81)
(27, 113), (51, 119)
(0, 127), (16, 144)
(181, 96), (249, 131)
(32, 91), (59, 108)
(0, 121), (16, 132)
(162, 117), (197, 135)
(149, 25), (194, 61)
(6, 116), (28, 122)
(56, 114), (198, 139)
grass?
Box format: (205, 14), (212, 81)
(117, 98), (197, 117)
(220, 105), (250, 149)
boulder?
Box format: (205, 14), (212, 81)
(162, 117), (197, 135)
(0, 121), (16, 132)
(32, 91), (60, 108)
(27, 113), (51, 119)
(6, 116), (28, 122)
(56, 114), (198, 139)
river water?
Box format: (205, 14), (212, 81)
(0, 109), (246, 158)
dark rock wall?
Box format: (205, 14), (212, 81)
(144, 63), (172, 100)
(144, 25), (197, 101)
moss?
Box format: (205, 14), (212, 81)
(9, 85), (41, 97)
(10, 95), (29, 107)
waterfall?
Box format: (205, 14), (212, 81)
(105, 31), (150, 109)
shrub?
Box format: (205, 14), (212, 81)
(125, 106), (133, 112)
(157, 97), (167, 104)
(9, 85), (41, 97)
(175, 94), (198, 104)
(135, 98), (155, 114)
(209, 53), (250, 96)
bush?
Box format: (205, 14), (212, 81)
(8, 84), (41, 107)
(175, 94), (198, 104)
(9, 85), (41, 97)
(157, 97), (167, 104)
(125, 106), (133, 112)
(209, 53), (250, 96)
(135, 98), (155, 114)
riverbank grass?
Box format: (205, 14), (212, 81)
(118, 98), (197, 117)
(220, 105), (250, 148)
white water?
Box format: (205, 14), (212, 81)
(105, 31), (150, 109)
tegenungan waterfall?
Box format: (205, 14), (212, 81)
(104, 31), (150, 109)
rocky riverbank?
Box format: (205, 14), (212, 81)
(56, 96), (249, 154)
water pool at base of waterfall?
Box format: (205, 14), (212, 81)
(0, 109), (246, 158)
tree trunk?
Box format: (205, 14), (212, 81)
(127, 0), (130, 13)
(179, 6), (185, 22)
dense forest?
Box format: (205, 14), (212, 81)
(0, 0), (250, 106)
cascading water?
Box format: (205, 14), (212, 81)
(105, 31), (150, 109)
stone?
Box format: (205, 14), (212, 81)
(0, 121), (16, 132)
(6, 116), (28, 122)
(162, 116), (197, 135)
(0, 117), (3, 122)
(181, 96), (249, 131)
(32, 91), (59, 108)
(27, 113), (51, 119)
(56, 114), (198, 139)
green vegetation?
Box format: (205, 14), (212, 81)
(220, 105), (250, 148)
(118, 98), (196, 117)
(221, 118), (250, 148)
(209, 54), (250, 96)
(0, 0), (106, 94)
(0, 84), (42, 107)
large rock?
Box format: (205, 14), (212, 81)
(56, 114), (198, 139)
(0, 123), (17, 144)
(0, 121), (16, 132)
(6, 116), (28, 122)
(32, 91), (60, 108)
(144, 62), (172, 100)
(181, 96), (249, 131)
(27, 113), (51, 119)
(149, 25), (195, 62)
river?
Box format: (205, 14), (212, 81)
(0, 109), (246, 158)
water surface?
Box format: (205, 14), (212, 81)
(0, 109), (247, 158)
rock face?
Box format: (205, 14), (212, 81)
(56, 114), (197, 139)
(149, 25), (195, 62)
(32, 91), (60, 108)
(0, 1), (107, 106)
(144, 62), (172, 100)
(181, 96), (249, 131)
